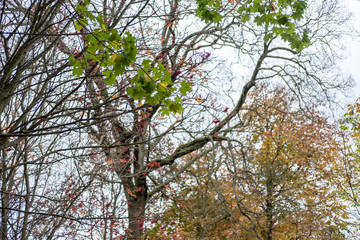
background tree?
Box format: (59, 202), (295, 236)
(0, 1), (85, 238)
(147, 87), (351, 239)
(0, 0), (149, 238)
(338, 97), (360, 237)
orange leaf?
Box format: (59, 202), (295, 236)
(126, 188), (137, 198)
(106, 158), (113, 165)
(195, 97), (203, 103)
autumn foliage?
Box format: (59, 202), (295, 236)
(147, 88), (351, 239)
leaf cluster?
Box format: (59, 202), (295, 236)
(69, 1), (194, 115)
(196, 0), (310, 51)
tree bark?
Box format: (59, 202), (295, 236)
(265, 175), (274, 240)
(123, 175), (147, 240)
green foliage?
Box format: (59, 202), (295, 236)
(69, 1), (193, 115)
(195, 0), (222, 23)
(69, 4), (137, 82)
(340, 98), (360, 151)
(239, 0), (309, 51)
(70, 0), (310, 115)
(341, 99), (360, 131)
(126, 60), (186, 115)
(197, 0), (310, 51)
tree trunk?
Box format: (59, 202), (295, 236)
(122, 174), (147, 240)
(1, 149), (9, 240)
(265, 176), (274, 240)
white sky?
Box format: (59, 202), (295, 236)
(211, 0), (360, 114)
(343, 0), (360, 102)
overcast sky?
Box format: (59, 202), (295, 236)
(343, 0), (360, 102)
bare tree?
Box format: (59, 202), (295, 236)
(0, 0), (140, 238)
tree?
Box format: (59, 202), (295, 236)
(338, 98), (360, 237)
(0, 1), (88, 238)
(66, 0), (321, 238)
(0, 0), (353, 239)
(0, 0), (153, 238)
(148, 87), (350, 239)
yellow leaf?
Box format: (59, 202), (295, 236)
(111, 53), (121, 62)
(157, 116), (166, 120)
(159, 82), (168, 88)
(100, 23), (107, 31)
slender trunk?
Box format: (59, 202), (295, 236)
(21, 140), (30, 240)
(1, 148), (9, 240)
(265, 176), (274, 240)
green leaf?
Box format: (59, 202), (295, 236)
(175, 96), (182, 104)
(277, 16), (288, 25)
(146, 96), (159, 104)
(142, 59), (151, 68)
(264, 34), (273, 43)
(241, 14), (250, 22)
(254, 16), (263, 26)
(76, 5), (84, 13)
(74, 21), (83, 31)
(73, 67), (83, 77)
(180, 81), (192, 96)
(104, 75), (116, 85)
(160, 108), (170, 116)
(68, 55), (76, 65)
